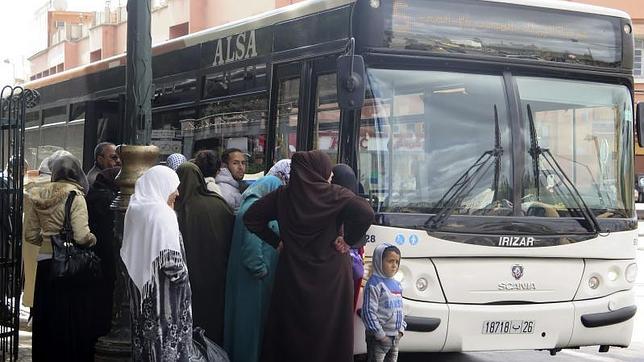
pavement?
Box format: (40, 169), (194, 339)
(12, 242), (644, 361)
(16, 299), (31, 361)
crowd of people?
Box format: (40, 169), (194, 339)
(20, 143), (409, 362)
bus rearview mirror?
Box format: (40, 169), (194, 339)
(638, 102), (644, 148)
(337, 55), (365, 111)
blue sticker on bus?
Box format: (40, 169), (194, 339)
(409, 234), (419, 246)
(395, 234), (405, 245)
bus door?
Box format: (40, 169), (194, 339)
(308, 57), (341, 164)
(269, 57), (340, 165)
(270, 63), (302, 163)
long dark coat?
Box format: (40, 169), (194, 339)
(86, 167), (120, 338)
(244, 151), (374, 362)
(175, 162), (234, 345)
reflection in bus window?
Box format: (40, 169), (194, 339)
(67, 103), (86, 164)
(274, 78), (299, 162)
(358, 69), (512, 215)
(313, 73), (340, 163)
(152, 108), (196, 158)
(25, 128), (40, 170)
(185, 94), (268, 174)
(517, 77), (633, 218)
(38, 124), (66, 166)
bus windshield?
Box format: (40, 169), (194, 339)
(357, 68), (633, 219)
(517, 77), (633, 218)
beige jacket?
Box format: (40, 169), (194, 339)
(23, 180), (96, 255)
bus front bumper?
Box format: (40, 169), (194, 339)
(398, 289), (636, 352)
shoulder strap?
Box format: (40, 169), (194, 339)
(63, 191), (77, 234)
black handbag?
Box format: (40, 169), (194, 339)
(50, 192), (102, 283)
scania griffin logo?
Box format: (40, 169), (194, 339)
(511, 264), (524, 280)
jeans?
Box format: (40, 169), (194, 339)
(366, 333), (400, 362)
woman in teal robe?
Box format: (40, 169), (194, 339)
(223, 176), (282, 362)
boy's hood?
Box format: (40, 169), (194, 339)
(372, 244), (389, 278)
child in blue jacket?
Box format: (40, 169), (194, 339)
(361, 244), (406, 362)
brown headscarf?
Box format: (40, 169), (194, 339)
(279, 150), (358, 242)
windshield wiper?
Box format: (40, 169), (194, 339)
(424, 106), (503, 231)
(526, 104), (602, 234)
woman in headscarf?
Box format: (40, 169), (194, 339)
(175, 162), (234, 345)
(331, 164), (366, 310)
(193, 149), (222, 195)
(244, 150), (375, 362)
(23, 154), (97, 361)
(121, 165), (193, 361)
(22, 150), (79, 319)
(266, 158), (291, 185)
(86, 167), (121, 338)
(167, 153), (188, 171)
(223, 175), (282, 362)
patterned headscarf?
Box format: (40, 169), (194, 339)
(166, 153), (187, 171)
(267, 159), (291, 185)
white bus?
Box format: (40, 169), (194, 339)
(352, 0), (641, 356)
(25, 0), (641, 355)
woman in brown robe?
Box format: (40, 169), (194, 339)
(175, 162), (234, 345)
(244, 150), (374, 362)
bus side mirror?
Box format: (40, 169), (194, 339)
(638, 102), (644, 147)
(337, 54), (365, 111)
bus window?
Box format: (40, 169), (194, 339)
(25, 111), (41, 170)
(152, 108), (195, 158)
(517, 77), (633, 218)
(25, 128), (39, 171)
(67, 103), (86, 164)
(313, 73), (340, 163)
(42, 106), (66, 125)
(38, 124), (66, 166)
(357, 69), (512, 214)
(274, 78), (299, 162)
(196, 94), (268, 174)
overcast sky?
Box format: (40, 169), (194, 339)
(0, 0), (111, 85)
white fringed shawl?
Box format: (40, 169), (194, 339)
(121, 165), (182, 303)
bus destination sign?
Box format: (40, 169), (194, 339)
(376, 0), (624, 69)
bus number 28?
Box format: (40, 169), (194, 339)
(364, 234), (376, 243)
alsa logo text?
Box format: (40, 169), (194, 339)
(498, 236), (534, 247)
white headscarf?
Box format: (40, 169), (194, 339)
(267, 158), (291, 185)
(121, 165), (182, 299)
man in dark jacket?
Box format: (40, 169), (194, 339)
(87, 143), (121, 187)
(86, 167), (120, 338)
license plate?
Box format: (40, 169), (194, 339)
(482, 320), (535, 334)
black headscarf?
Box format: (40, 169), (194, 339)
(279, 151), (357, 239)
(50, 154), (89, 194)
(174, 162), (234, 343)
(331, 164), (358, 194)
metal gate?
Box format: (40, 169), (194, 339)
(0, 86), (38, 361)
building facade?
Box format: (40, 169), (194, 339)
(28, 0), (305, 80)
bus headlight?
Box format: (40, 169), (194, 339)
(625, 263), (638, 283)
(416, 277), (428, 291)
(607, 269), (619, 282)
(588, 276), (600, 289)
